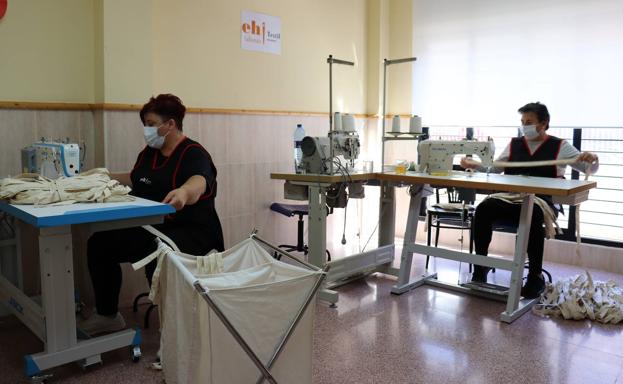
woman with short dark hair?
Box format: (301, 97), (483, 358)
(81, 94), (224, 334)
(461, 102), (598, 298)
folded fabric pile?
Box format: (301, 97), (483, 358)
(533, 271), (623, 324)
(485, 192), (560, 239)
(0, 168), (133, 205)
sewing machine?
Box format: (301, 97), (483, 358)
(21, 141), (81, 179)
(299, 132), (360, 175)
(418, 139), (495, 174)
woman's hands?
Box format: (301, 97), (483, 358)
(163, 188), (189, 211)
(162, 175), (207, 211)
(460, 157), (481, 169)
(577, 152), (598, 164)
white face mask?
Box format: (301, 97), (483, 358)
(521, 124), (539, 139)
(143, 125), (165, 149)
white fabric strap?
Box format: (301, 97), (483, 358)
(131, 225), (180, 271)
(142, 224), (181, 252)
(196, 251), (224, 275)
(494, 157), (593, 181)
(148, 241), (174, 303)
(493, 158), (578, 169)
(131, 247), (162, 271)
(129, 225), (181, 303)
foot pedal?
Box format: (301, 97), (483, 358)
(461, 281), (509, 296)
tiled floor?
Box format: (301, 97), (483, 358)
(1, 251), (622, 384)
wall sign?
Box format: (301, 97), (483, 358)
(240, 10), (281, 55)
(0, 0), (8, 20)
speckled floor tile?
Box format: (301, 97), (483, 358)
(1, 249), (622, 384)
(311, 250), (623, 384)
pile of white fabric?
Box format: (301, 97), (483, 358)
(485, 193), (560, 239)
(533, 271), (623, 324)
(0, 168), (133, 205)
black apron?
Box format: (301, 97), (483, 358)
(130, 137), (224, 253)
(505, 135), (563, 211)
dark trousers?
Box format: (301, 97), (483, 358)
(473, 198), (545, 276)
(87, 225), (222, 316)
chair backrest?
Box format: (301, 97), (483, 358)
(435, 187), (476, 205)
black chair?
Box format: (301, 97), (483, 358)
(132, 292), (157, 329)
(426, 187), (476, 270)
(270, 202), (331, 262)
(133, 265), (159, 330)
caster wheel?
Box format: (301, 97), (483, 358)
(132, 346), (142, 363)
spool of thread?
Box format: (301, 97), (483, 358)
(391, 115), (401, 132)
(409, 115), (422, 133)
(342, 113), (355, 132)
(334, 112), (342, 131)
(466, 127), (474, 140)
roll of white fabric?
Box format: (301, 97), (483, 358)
(409, 115), (422, 133)
(342, 113), (355, 132)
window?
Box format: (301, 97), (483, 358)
(411, 0), (623, 244)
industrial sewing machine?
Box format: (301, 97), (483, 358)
(291, 55), (363, 211)
(299, 131), (360, 175)
(21, 140), (81, 178)
(298, 55), (361, 176)
(418, 138), (495, 174)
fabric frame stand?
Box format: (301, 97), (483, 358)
(154, 233), (327, 384)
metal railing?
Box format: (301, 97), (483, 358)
(426, 125), (623, 247)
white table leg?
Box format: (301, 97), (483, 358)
(392, 185), (436, 294)
(39, 226), (77, 353)
(500, 194), (537, 323)
(378, 181), (396, 247)
(24, 225), (144, 377)
(307, 185), (327, 268)
(306, 185), (339, 305)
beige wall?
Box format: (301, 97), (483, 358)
(365, 0), (414, 117)
(2, 0), (369, 113)
(387, 0), (414, 116)
(150, 0), (367, 113)
(0, 0), (95, 102)
(365, 0), (386, 117)
(0, 0), (416, 115)
(99, 0), (154, 104)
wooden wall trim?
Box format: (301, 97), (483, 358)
(0, 101), (96, 111)
(0, 100), (373, 118)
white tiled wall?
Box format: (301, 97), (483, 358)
(0, 109), (97, 178)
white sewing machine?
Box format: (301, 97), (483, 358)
(299, 132), (360, 174)
(21, 141), (81, 178)
(418, 139), (495, 174)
